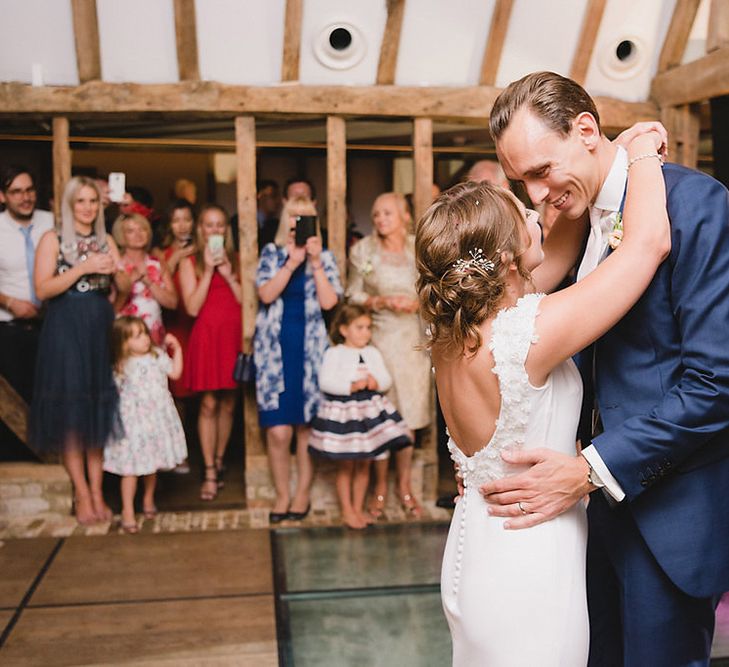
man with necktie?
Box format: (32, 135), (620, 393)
(481, 72), (729, 666)
(0, 165), (54, 415)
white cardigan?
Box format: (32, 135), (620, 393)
(318, 344), (393, 395)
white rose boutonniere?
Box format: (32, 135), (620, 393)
(608, 212), (623, 250)
(360, 258), (374, 277)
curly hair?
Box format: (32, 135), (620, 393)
(415, 182), (531, 357)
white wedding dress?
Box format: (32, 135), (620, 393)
(441, 294), (589, 666)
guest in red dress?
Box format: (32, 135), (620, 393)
(153, 199), (196, 400)
(178, 204), (242, 500)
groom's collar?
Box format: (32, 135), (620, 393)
(593, 146), (628, 213)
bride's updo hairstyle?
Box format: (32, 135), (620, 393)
(416, 181), (530, 356)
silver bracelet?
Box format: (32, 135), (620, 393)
(627, 152), (663, 169)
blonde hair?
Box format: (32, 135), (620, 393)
(372, 192), (412, 235)
(111, 213), (152, 252)
(273, 197), (319, 248)
(111, 316), (156, 373)
(59, 176), (107, 265)
(192, 204), (237, 278)
(415, 182), (531, 356)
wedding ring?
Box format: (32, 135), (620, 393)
(518, 501), (528, 515)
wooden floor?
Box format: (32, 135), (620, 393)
(0, 531), (277, 666)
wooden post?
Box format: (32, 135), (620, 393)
(412, 118), (433, 222)
(377, 0), (406, 85)
(281, 0), (303, 82)
(235, 117), (263, 466)
(173, 0), (200, 81)
(52, 117), (71, 221)
(326, 116), (347, 285)
(661, 104), (701, 168)
(70, 0), (101, 83)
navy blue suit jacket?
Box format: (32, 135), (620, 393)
(588, 163), (729, 598)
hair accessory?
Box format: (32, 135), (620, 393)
(452, 248), (495, 274)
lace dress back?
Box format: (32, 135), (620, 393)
(441, 294), (589, 666)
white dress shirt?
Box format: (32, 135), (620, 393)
(578, 146), (628, 502)
(0, 209), (54, 322)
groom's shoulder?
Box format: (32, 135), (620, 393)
(663, 162), (725, 194)
(663, 163), (727, 219)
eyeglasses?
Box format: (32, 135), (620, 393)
(5, 186), (36, 197)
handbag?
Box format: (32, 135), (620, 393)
(233, 352), (255, 383)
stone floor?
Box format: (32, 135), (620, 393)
(0, 501), (453, 540)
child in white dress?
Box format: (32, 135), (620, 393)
(104, 316), (187, 533)
(309, 304), (411, 529)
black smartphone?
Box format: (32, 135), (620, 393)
(295, 215), (317, 247)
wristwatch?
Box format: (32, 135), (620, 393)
(585, 458), (605, 489)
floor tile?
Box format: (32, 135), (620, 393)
(31, 530), (271, 606)
(0, 538), (58, 608)
(285, 591), (450, 667)
(276, 523), (448, 592)
(0, 595), (276, 666)
(0, 610), (14, 636)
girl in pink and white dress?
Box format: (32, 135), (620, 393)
(309, 304), (411, 529)
(113, 212), (177, 345)
(104, 316), (187, 533)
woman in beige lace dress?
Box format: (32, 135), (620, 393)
(347, 192), (431, 517)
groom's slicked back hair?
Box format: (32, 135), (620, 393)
(489, 71), (601, 140)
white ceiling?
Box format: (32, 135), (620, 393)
(0, 0), (711, 100)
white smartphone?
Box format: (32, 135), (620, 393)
(208, 234), (225, 253)
(108, 172), (126, 203)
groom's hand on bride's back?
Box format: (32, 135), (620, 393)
(479, 449), (593, 529)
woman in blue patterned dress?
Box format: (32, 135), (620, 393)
(254, 197), (342, 523)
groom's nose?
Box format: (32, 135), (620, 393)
(525, 181), (549, 206)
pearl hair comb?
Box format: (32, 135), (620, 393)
(452, 248), (495, 274)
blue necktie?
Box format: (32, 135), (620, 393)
(19, 225), (39, 307)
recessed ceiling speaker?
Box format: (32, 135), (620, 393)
(313, 22), (367, 70)
(598, 35), (647, 80)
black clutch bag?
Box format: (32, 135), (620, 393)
(233, 352), (255, 383)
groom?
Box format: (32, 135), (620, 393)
(480, 71), (729, 666)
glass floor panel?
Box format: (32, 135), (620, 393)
(275, 523), (448, 593)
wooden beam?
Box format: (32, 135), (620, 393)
(377, 0), (406, 85)
(235, 116), (264, 459)
(657, 0), (702, 73)
(70, 0), (101, 83)
(326, 116), (347, 284)
(0, 82), (659, 130)
(52, 117), (71, 221)
(651, 45), (729, 105)
(569, 0), (608, 84)
(412, 118), (433, 223)
(480, 0), (514, 86)
(173, 0), (199, 81)
(281, 0), (303, 82)
(661, 104), (701, 168)
(707, 0), (729, 52)
(0, 375), (28, 445)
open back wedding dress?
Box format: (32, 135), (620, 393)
(441, 294), (589, 666)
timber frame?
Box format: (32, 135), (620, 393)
(3, 0), (727, 503)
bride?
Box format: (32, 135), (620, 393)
(415, 130), (667, 666)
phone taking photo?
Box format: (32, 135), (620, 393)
(108, 172), (126, 203)
(207, 234), (225, 255)
(294, 215), (317, 247)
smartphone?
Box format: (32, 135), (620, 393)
(208, 234), (225, 254)
(295, 215), (317, 247)
(108, 172), (126, 203)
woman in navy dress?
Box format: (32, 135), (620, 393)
(254, 196), (342, 522)
(31, 176), (126, 525)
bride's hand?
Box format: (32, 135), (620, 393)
(615, 121), (668, 161)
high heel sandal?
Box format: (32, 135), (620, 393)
(399, 493), (422, 518)
(121, 521), (139, 534)
(200, 465), (218, 501)
(367, 494), (386, 519)
(214, 455), (226, 490)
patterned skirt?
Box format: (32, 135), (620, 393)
(309, 390), (412, 460)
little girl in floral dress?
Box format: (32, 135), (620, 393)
(104, 316), (187, 533)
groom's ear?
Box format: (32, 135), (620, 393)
(573, 112), (600, 151)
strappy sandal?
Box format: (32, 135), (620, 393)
(399, 493), (423, 518)
(143, 506), (158, 520)
(368, 494), (386, 519)
(121, 521), (139, 534)
(200, 465), (218, 501)
(214, 456), (226, 490)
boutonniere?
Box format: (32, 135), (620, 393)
(360, 258), (374, 277)
(607, 212), (623, 250)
